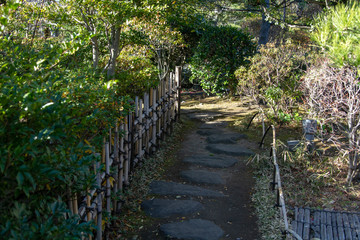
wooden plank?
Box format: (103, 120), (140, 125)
(303, 209), (311, 240)
(347, 214), (358, 240)
(343, 213), (353, 240)
(327, 212), (334, 240)
(338, 212), (346, 240)
(321, 211), (327, 240)
(313, 211), (321, 239)
(353, 214), (360, 238)
(292, 207), (298, 233)
(331, 212), (339, 240)
(297, 208), (304, 238)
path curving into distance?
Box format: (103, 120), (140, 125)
(139, 110), (259, 240)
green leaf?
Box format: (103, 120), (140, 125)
(16, 172), (24, 187)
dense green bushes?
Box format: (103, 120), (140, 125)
(189, 25), (256, 95)
(0, 35), (134, 238)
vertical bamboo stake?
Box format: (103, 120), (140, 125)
(96, 161), (102, 240)
(124, 115), (130, 185)
(102, 137), (106, 163)
(162, 76), (167, 138)
(67, 188), (74, 216)
(139, 98), (143, 160)
(113, 124), (119, 213)
(105, 142), (111, 239)
(86, 187), (92, 240)
(152, 88), (157, 153)
(73, 193), (79, 215)
(117, 123), (124, 211)
(109, 128), (112, 154)
(145, 92), (150, 155)
(175, 66), (182, 122)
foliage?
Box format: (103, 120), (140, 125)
(302, 58), (360, 184)
(235, 42), (309, 123)
(189, 25), (256, 95)
(0, 4), (133, 237)
(116, 46), (159, 97)
(311, 1), (360, 67)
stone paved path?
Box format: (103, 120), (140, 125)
(139, 110), (259, 239)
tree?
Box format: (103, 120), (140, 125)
(236, 42), (308, 123)
(303, 1), (360, 184)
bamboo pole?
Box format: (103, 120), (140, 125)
(139, 98), (143, 160)
(175, 66), (182, 121)
(73, 193), (78, 215)
(124, 114), (130, 185)
(96, 161), (102, 240)
(105, 142), (111, 239)
(113, 125), (119, 213)
(144, 92), (150, 156)
(152, 88), (157, 153)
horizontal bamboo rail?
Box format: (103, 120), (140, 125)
(70, 66), (182, 240)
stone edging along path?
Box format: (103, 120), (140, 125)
(139, 110), (260, 240)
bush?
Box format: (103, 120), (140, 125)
(116, 46), (159, 97)
(189, 25), (256, 95)
(235, 42), (309, 123)
(0, 36), (131, 239)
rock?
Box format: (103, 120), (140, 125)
(183, 156), (238, 168)
(187, 112), (223, 121)
(149, 181), (225, 197)
(207, 133), (248, 144)
(180, 170), (225, 185)
(160, 219), (224, 240)
(142, 199), (203, 218)
(206, 144), (254, 157)
(196, 129), (223, 136)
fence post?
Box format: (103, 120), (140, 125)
(175, 66), (182, 121)
(96, 161), (102, 240)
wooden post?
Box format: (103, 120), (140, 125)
(96, 161), (102, 240)
(175, 66), (182, 122)
(152, 88), (157, 153)
(105, 142), (111, 238)
(113, 125), (119, 213)
(117, 124), (124, 210)
(144, 92), (150, 156)
(124, 115), (130, 185)
(73, 193), (78, 215)
(138, 98), (143, 160)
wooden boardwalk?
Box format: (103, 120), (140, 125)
(291, 207), (360, 240)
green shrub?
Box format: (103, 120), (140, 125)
(116, 46), (159, 97)
(189, 25), (256, 95)
(235, 42), (309, 123)
(0, 36), (131, 239)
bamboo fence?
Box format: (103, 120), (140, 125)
(68, 66), (182, 240)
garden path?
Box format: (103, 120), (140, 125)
(139, 109), (260, 240)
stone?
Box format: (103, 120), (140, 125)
(207, 133), (248, 144)
(160, 219), (224, 240)
(149, 181), (225, 197)
(187, 112), (223, 120)
(141, 199), (203, 218)
(183, 156), (238, 168)
(180, 170), (225, 185)
(206, 144), (254, 157)
(196, 129), (223, 136)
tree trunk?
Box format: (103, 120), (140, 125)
(91, 36), (99, 69)
(107, 26), (121, 79)
(258, 0), (270, 46)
